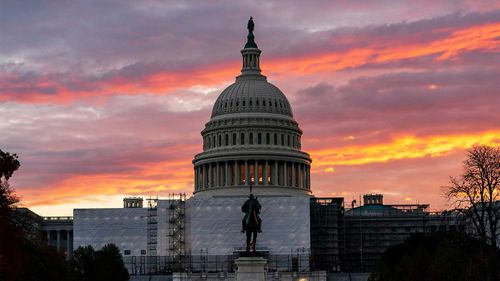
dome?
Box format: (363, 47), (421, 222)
(211, 76), (293, 118)
(192, 18), (311, 196)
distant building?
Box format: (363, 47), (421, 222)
(342, 194), (448, 272)
(309, 197), (344, 272)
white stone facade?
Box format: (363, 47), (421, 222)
(188, 192), (310, 255)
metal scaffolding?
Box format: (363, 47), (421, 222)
(168, 193), (186, 267)
(146, 196), (158, 274)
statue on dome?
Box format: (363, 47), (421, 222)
(241, 188), (262, 253)
(247, 16), (255, 34)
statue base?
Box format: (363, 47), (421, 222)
(235, 256), (267, 281)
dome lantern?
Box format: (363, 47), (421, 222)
(240, 17), (262, 77)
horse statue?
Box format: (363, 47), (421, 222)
(241, 193), (262, 253)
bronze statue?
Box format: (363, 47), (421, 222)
(241, 192), (262, 253)
(244, 17), (258, 49)
(247, 16), (255, 34)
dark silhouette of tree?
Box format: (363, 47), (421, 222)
(444, 145), (499, 248)
(369, 232), (500, 281)
(0, 149), (20, 208)
(71, 245), (96, 281)
(17, 237), (72, 281)
(0, 149), (23, 280)
(71, 244), (129, 281)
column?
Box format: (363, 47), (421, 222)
(254, 160), (258, 186)
(236, 161), (240, 185)
(216, 162), (220, 187)
(225, 161), (229, 186)
(263, 161), (268, 185)
(66, 230), (70, 255)
(206, 164), (210, 187)
(194, 167), (198, 191)
(291, 162), (296, 187)
(306, 167), (310, 189)
(274, 161), (278, 186)
(56, 230), (61, 251)
(245, 160), (249, 186)
(202, 165), (206, 189)
(284, 162), (288, 187)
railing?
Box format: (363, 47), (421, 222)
(123, 254), (311, 275)
(43, 216), (73, 221)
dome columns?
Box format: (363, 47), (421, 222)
(193, 158), (311, 193)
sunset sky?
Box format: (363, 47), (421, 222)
(1, 1), (499, 216)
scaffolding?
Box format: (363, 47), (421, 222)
(146, 196), (158, 274)
(168, 193), (186, 268)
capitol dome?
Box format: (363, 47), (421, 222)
(193, 18), (311, 196)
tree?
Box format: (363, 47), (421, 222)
(0, 149), (20, 208)
(444, 145), (500, 248)
(0, 149), (23, 280)
(369, 232), (500, 281)
(71, 244), (129, 281)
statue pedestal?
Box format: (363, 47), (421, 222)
(235, 255), (267, 281)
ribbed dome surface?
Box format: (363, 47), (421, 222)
(211, 76), (293, 118)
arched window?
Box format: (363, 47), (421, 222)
(233, 133), (237, 145)
(249, 132), (254, 145)
(258, 133), (262, 144)
(225, 134), (229, 146)
(241, 132), (245, 145)
(218, 135), (221, 147)
(266, 133), (270, 145)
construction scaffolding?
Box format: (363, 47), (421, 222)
(168, 193), (186, 268)
(146, 196), (158, 274)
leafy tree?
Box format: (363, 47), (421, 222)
(71, 244), (129, 281)
(0, 149), (23, 280)
(17, 237), (72, 281)
(444, 145), (500, 248)
(72, 245), (96, 281)
(369, 232), (500, 281)
(0, 149), (20, 208)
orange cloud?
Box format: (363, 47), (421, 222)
(2, 23), (499, 103)
(310, 130), (500, 169)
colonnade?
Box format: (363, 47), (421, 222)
(194, 160), (310, 191)
(45, 230), (73, 257)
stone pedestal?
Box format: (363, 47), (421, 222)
(235, 256), (267, 281)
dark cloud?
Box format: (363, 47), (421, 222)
(294, 66), (500, 148)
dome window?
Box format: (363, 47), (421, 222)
(258, 133), (262, 144)
(249, 98), (253, 106)
(233, 133), (237, 145)
(249, 132), (254, 144)
(241, 132), (245, 145)
(256, 99), (259, 106)
(266, 133), (270, 145)
(242, 99), (246, 106)
(274, 133), (278, 145)
(263, 100), (266, 106)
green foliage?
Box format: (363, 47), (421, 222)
(0, 149), (20, 209)
(369, 232), (500, 281)
(71, 244), (129, 281)
(0, 149), (20, 181)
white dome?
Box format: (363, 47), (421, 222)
(211, 76), (293, 118)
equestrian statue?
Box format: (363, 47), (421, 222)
(241, 187), (262, 253)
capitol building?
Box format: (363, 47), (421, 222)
(29, 19), (459, 280)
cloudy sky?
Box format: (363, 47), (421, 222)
(1, 0), (499, 216)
